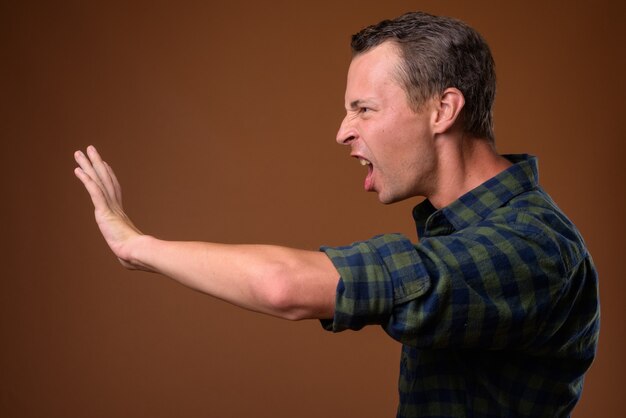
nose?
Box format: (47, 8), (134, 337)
(336, 115), (357, 145)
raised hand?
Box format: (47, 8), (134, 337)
(74, 146), (144, 269)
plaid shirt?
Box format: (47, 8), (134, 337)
(321, 155), (600, 418)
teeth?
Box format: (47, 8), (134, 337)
(359, 159), (371, 166)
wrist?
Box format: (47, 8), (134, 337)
(123, 234), (158, 272)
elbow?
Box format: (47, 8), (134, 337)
(258, 262), (309, 321)
(267, 293), (307, 321)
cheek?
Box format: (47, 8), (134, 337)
(367, 115), (424, 167)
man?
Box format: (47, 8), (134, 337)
(74, 11), (599, 418)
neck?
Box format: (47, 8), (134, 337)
(427, 134), (512, 209)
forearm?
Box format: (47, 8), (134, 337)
(125, 235), (338, 320)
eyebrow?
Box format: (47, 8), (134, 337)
(349, 99), (367, 110)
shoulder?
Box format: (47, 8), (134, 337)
(472, 188), (589, 274)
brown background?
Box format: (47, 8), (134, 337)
(1, 0), (624, 417)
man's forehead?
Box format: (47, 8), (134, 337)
(344, 42), (404, 103)
(349, 41), (402, 74)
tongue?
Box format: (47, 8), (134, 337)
(364, 165), (374, 191)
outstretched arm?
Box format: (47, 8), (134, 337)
(74, 146), (338, 320)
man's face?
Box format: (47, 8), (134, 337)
(336, 42), (437, 204)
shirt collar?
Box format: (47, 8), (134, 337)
(413, 154), (540, 237)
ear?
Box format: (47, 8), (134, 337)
(432, 88), (465, 135)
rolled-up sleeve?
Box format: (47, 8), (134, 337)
(320, 233), (431, 332)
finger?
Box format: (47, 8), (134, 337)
(104, 161), (123, 205)
(74, 149), (108, 200)
(86, 146), (118, 203)
(74, 166), (110, 212)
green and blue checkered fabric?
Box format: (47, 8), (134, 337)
(321, 155), (599, 418)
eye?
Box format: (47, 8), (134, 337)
(359, 107), (370, 114)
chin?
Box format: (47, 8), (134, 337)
(376, 188), (416, 205)
(377, 192), (402, 205)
